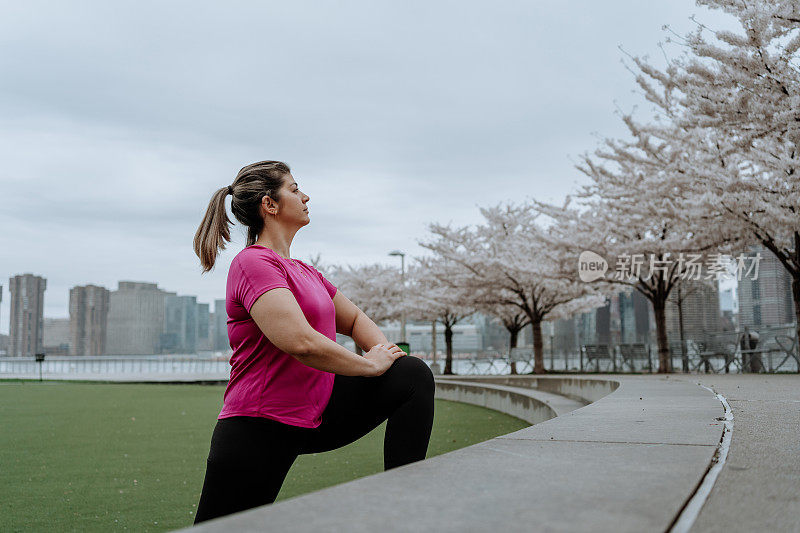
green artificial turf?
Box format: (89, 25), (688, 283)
(0, 380), (528, 532)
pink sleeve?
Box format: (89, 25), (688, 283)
(313, 268), (337, 299)
(235, 253), (291, 312)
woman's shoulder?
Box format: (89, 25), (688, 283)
(292, 258), (321, 274)
(231, 245), (286, 271)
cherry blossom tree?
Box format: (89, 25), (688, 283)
(403, 258), (477, 375)
(625, 0), (800, 347)
(420, 202), (604, 374)
(667, 277), (720, 372)
(533, 111), (737, 372)
(482, 303), (531, 374)
(325, 263), (403, 354)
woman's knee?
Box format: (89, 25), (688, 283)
(389, 355), (435, 394)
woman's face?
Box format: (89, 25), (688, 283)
(265, 173), (310, 223)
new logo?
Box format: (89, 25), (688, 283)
(578, 251), (608, 282)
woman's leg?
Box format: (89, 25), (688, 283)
(301, 355), (435, 470)
(193, 416), (305, 524)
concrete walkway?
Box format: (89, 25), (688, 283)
(183, 375), (724, 532)
(668, 374), (800, 533)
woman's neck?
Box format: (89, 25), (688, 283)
(253, 238), (291, 260)
(255, 224), (300, 260)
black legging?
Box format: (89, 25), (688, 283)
(193, 355), (435, 524)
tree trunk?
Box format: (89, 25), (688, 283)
(444, 325), (454, 375)
(677, 287), (688, 373)
(653, 298), (671, 373)
(508, 329), (519, 375)
(793, 276), (800, 374)
(431, 320), (438, 370)
(532, 319), (545, 374)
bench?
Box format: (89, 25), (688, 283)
(771, 335), (799, 372)
(617, 343), (652, 372)
(693, 339), (740, 374)
(580, 344), (615, 372)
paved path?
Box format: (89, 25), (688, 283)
(184, 375), (723, 533)
(668, 374), (800, 533)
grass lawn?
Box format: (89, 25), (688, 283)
(0, 380), (528, 532)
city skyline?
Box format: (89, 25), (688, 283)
(1, 269), (742, 352)
(1, 259), (741, 337)
(1, 265), (789, 358)
(0, 2), (738, 334)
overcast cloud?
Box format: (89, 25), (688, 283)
(0, 1), (736, 331)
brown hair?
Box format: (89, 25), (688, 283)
(193, 160), (291, 273)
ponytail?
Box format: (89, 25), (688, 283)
(193, 160), (290, 273)
(193, 187), (233, 273)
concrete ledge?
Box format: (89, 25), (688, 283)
(434, 379), (587, 423)
(185, 375), (724, 532)
(445, 375), (620, 403)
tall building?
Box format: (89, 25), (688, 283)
(43, 318), (70, 355)
(106, 281), (168, 355)
(8, 274), (47, 357)
(162, 295), (198, 354)
(719, 285), (739, 332)
(471, 313), (517, 352)
(619, 290), (651, 344)
(719, 287), (738, 313)
(666, 280), (721, 342)
(575, 305), (611, 345)
(380, 322), (481, 354)
(213, 298), (229, 351)
(550, 290), (650, 355)
(197, 302), (211, 352)
(69, 285), (110, 356)
(552, 316), (578, 355)
(738, 245), (795, 328)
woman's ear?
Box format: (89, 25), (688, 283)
(263, 195), (278, 216)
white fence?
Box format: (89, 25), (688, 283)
(0, 355), (231, 381)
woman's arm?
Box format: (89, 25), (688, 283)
(351, 312), (389, 352)
(332, 291), (389, 352)
(249, 288), (396, 376)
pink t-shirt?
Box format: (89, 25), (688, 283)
(218, 244), (338, 428)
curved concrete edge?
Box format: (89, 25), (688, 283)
(438, 374), (619, 404)
(182, 376), (725, 533)
(435, 379), (587, 423)
(669, 388), (733, 533)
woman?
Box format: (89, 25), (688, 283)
(191, 160), (435, 524)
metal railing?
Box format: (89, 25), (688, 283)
(415, 323), (798, 375)
(3, 325), (796, 380)
(0, 354), (231, 380)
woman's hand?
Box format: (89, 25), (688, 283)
(363, 343), (406, 376)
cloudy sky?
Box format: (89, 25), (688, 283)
(0, 1), (736, 331)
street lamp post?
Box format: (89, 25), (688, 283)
(35, 352), (45, 381)
(388, 250), (406, 345)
